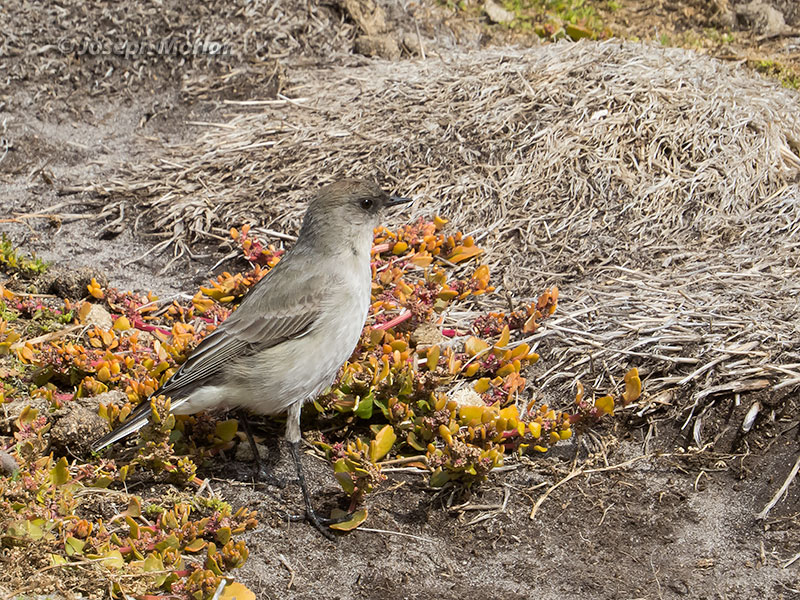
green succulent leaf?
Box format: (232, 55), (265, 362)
(370, 425), (396, 462)
(65, 535), (85, 556)
(354, 392), (374, 419)
(334, 471), (356, 495)
(215, 419), (239, 442)
(329, 508), (368, 531)
(429, 468), (450, 488)
(50, 457), (70, 486)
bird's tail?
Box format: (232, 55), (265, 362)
(91, 396), (187, 453)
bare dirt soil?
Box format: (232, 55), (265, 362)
(1, 1), (799, 599)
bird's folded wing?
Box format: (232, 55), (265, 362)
(156, 274), (324, 396)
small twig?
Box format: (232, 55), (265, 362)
(222, 97), (309, 106)
(373, 309), (412, 331)
(448, 502), (503, 512)
(463, 485), (512, 526)
(598, 502), (615, 526)
(530, 454), (658, 520)
(379, 466), (428, 474)
(252, 226), (298, 242)
(650, 557), (664, 600)
(414, 18), (426, 61)
(530, 468), (584, 520)
(379, 455), (427, 466)
(195, 478), (217, 499)
(756, 454), (800, 520)
(783, 551), (800, 569)
(694, 470), (708, 492)
(10, 324), (83, 350)
(277, 553), (296, 590)
(3, 291), (57, 298)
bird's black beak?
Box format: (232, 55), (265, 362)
(386, 195), (412, 208)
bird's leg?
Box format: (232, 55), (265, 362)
(237, 409), (284, 487)
(285, 402), (338, 540)
(288, 441), (337, 539)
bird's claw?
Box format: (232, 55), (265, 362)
(280, 508), (347, 540)
(305, 508), (338, 541)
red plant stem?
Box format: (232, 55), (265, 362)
(372, 310), (412, 331)
(371, 243), (391, 254)
(131, 318), (171, 337)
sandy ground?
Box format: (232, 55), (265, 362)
(2, 1), (799, 598)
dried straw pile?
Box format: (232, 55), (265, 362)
(94, 40), (800, 438)
(2, 0), (357, 104)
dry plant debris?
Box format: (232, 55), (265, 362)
(1, 0), (362, 109)
(83, 40), (800, 438)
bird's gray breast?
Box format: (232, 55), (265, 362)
(227, 254), (371, 414)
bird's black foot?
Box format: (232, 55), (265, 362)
(304, 508), (338, 541)
(280, 508), (348, 526)
(288, 440), (341, 541)
(276, 510), (339, 540)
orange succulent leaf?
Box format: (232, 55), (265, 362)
(448, 245), (483, 264)
(463, 362), (480, 377)
(219, 582), (256, 600)
(464, 336), (489, 357)
(370, 425), (396, 462)
(77, 301), (92, 323)
(595, 395), (615, 415)
(459, 405), (485, 423)
(499, 405), (519, 420)
(495, 324), (510, 349)
(622, 368), (642, 404)
(426, 345), (440, 371)
(409, 253), (433, 267)
(522, 313), (539, 333)
(474, 377), (491, 394)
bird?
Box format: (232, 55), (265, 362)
(91, 179), (411, 538)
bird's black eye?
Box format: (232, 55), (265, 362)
(360, 198), (374, 210)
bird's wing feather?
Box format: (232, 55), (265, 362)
(157, 271), (325, 395)
(91, 260), (334, 453)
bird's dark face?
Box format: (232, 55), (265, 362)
(345, 180), (411, 223)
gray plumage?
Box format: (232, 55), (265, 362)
(91, 179), (410, 536)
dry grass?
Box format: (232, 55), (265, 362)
(87, 40), (800, 440)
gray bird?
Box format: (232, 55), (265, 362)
(92, 179), (411, 537)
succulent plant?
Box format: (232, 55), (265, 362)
(0, 218), (640, 597)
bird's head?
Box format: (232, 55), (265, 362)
(298, 179), (411, 256)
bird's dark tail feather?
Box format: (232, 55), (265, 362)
(90, 397), (187, 453)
